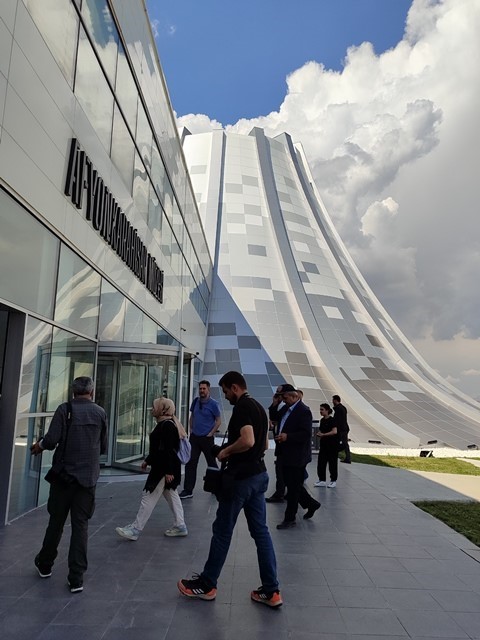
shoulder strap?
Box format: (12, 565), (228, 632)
(58, 401), (73, 463)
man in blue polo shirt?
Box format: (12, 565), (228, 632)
(180, 380), (221, 499)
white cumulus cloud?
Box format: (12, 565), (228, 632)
(177, 0), (480, 397)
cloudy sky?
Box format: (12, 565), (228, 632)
(147, 0), (480, 400)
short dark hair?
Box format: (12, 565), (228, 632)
(199, 380), (211, 387)
(332, 394), (341, 402)
(72, 376), (94, 396)
(320, 402), (332, 415)
(218, 371), (246, 390)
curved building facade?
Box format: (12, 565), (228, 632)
(0, 0), (211, 524)
(183, 128), (480, 449)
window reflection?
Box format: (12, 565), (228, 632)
(132, 152), (149, 220)
(111, 104), (134, 190)
(135, 102), (152, 171)
(75, 26), (114, 151)
(46, 328), (95, 411)
(0, 189), (58, 318)
(148, 183), (162, 240)
(115, 41), (138, 133)
(18, 317), (52, 414)
(98, 280), (126, 341)
(54, 244), (101, 338)
(24, 0), (79, 86)
(81, 0), (118, 84)
(8, 416), (52, 521)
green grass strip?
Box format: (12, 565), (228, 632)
(414, 501), (480, 547)
(350, 453), (480, 475)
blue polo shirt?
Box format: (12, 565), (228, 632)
(190, 397), (221, 436)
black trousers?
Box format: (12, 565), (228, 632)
(37, 480), (95, 583)
(339, 433), (351, 462)
(317, 444), (338, 481)
(270, 457), (285, 497)
(282, 465), (317, 522)
(183, 433), (218, 492)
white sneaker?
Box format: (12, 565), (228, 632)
(314, 480), (327, 487)
(327, 481), (336, 488)
(115, 524), (140, 541)
(164, 525), (188, 537)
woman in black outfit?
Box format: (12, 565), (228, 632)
(315, 403), (338, 488)
(116, 397), (188, 539)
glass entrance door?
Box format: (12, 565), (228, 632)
(95, 348), (187, 470)
(115, 360), (147, 463)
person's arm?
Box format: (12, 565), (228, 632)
(100, 413), (108, 455)
(319, 425), (337, 438)
(208, 415), (221, 437)
(31, 404), (66, 455)
(218, 424), (254, 461)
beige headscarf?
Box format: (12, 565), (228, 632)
(153, 397), (187, 439)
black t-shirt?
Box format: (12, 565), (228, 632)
(226, 393), (267, 479)
(318, 416), (338, 449)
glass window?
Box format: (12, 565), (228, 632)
(18, 317), (52, 414)
(54, 244), (101, 338)
(163, 178), (174, 225)
(124, 302), (158, 343)
(147, 183), (162, 240)
(98, 280), (126, 341)
(8, 415), (52, 521)
(81, 0), (118, 84)
(135, 102), (152, 172)
(115, 360), (146, 462)
(142, 316), (158, 344)
(132, 152), (149, 220)
(0, 189), (58, 318)
(115, 41), (138, 133)
(161, 218), (173, 263)
(24, 0), (79, 86)
(111, 104), (134, 190)
(0, 310), (7, 394)
(172, 200), (184, 252)
(124, 301), (143, 342)
(75, 26), (114, 151)
(151, 145), (166, 206)
(46, 328), (95, 411)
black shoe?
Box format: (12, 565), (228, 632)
(179, 490), (193, 499)
(341, 459), (351, 464)
(265, 494), (284, 503)
(34, 555), (52, 578)
(67, 579), (83, 593)
(303, 501), (321, 520)
(276, 520), (296, 530)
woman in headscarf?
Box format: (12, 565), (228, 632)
(116, 398), (188, 539)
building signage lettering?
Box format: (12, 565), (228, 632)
(64, 138), (163, 302)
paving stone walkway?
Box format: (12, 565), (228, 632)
(2, 454), (480, 639)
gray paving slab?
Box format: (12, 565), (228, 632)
(1, 454), (480, 638)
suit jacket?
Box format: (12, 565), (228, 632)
(275, 401), (312, 467)
(333, 403), (349, 435)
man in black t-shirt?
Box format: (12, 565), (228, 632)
(178, 371), (282, 608)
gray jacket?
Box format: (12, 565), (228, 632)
(42, 397), (108, 487)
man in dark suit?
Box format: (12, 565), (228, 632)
(332, 394), (351, 463)
(266, 386), (288, 502)
(274, 384), (320, 529)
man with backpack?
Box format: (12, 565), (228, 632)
(179, 380), (221, 499)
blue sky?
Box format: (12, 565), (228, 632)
(145, 0), (480, 400)
(146, 0), (412, 124)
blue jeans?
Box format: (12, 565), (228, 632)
(201, 471), (279, 592)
